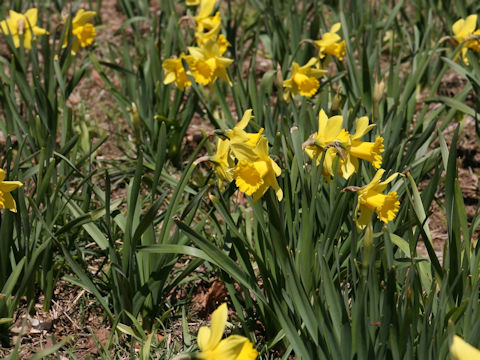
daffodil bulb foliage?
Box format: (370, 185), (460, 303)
(0, 169), (23, 213)
(202, 109), (283, 203)
(354, 169), (399, 230)
(304, 109), (384, 181)
(450, 335), (480, 360)
(195, 303), (258, 360)
(315, 22), (346, 61)
(0, 8), (48, 49)
(451, 15), (480, 65)
(283, 58), (327, 102)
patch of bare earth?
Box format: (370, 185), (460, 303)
(0, 282), (111, 359)
(416, 70), (479, 262)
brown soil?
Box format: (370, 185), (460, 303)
(416, 70), (480, 262)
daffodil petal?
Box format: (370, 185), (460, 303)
(450, 335), (480, 360)
(207, 303), (228, 350)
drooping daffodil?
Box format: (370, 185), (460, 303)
(162, 53), (192, 91)
(315, 22), (346, 61)
(231, 136), (283, 203)
(283, 58), (326, 102)
(354, 169), (399, 230)
(188, 37), (233, 86)
(63, 9), (97, 54)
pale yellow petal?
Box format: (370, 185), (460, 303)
(236, 109), (253, 130)
(24, 8), (38, 27)
(207, 303), (228, 350)
(452, 18), (465, 37)
(2, 192), (17, 212)
(8, 10), (23, 23)
(211, 335), (248, 360)
(330, 22), (341, 33)
(464, 15), (478, 35)
(450, 335), (480, 360)
(352, 116), (375, 140)
(356, 205), (374, 230)
(73, 9), (96, 26)
(0, 181), (23, 192)
(303, 57), (318, 68)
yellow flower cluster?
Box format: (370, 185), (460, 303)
(283, 23), (346, 102)
(452, 14), (480, 65)
(209, 109), (283, 203)
(0, 8), (96, 53)
(163, 0), (233, 90)
(0, 169), (22, 213)
(303, 109), (398, 230)
(195, 303), (258, 360)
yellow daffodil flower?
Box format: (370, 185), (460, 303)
(197, 303), (256, 360)
(452, 15), (480, 65)
(0, 169), (23, 213)
(355, 169), (399, 230)
(304, 109), (349, 180)
(163, 54), (192, 90)
(188, 37), (233, 86)
(224, 109), (264, 147)
(210, 138), (235, 187)
(340, 116), (384, 179)
(450, 335), (480, 360)
(0, 8), (47, 49)
(63, 9), (96, 54)
(315, 22), (346, 61)
(305, 112), (384, 180)
(186, 0), (200, 5)
(283, 58), (326, 102)
(231, 137), (283, 203)
(195, 0), (219, 32)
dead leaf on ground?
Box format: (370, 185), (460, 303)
(192, 279), (227, 313)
